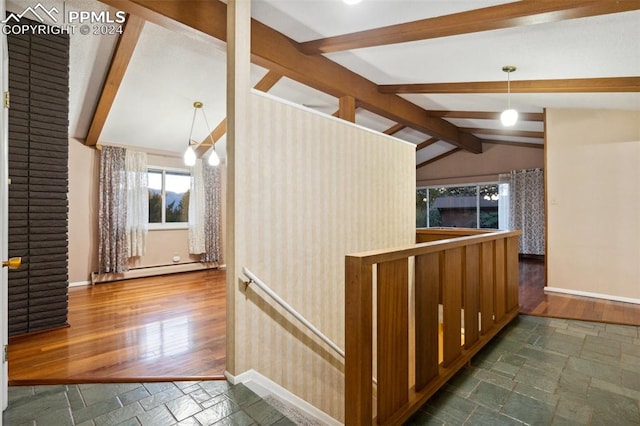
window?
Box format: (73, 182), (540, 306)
(148, 168), (191, 228)
(417, 183), (500, 229)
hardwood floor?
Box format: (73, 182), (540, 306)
(8, 269), (226, 385)
(8, 261), (640, 385)
(519, 259), (640, 326)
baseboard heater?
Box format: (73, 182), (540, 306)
(91, 262), (223, 285)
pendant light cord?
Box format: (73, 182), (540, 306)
(188, 106), (198, 146)
(507, 70), (511, 109)
(201, 109), (217, 153)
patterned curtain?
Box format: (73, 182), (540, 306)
(188, 161), (222, 263)
(202, 164), (222, 263)
(508, 168), (545, 255)
(125, 150), (148, 257)
(98, 146), (128, 273)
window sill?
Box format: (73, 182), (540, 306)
(148, 223), (188, 231)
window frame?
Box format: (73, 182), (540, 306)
(148, 166), (191, 231)
(417, 182), (500, 229)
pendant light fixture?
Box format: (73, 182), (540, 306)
(500, 65), (518, 127)
(183, 101), (221, 167)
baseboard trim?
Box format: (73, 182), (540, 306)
(224, 369), (341, 426)
(545, 286), (640, 305)
(91, 262), (221, 284)
(69, 280), (91, 288)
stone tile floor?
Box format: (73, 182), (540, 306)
(407, 315), (640, 425)
(3, 381), (295, 425)
(4, 315), (640, 425)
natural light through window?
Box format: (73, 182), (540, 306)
(417, 183), (506, 229)
(148, 167), (191, 228)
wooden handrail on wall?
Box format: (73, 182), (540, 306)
(345, 228), (521, 425)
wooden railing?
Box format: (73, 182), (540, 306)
(345, 228), (521, 425)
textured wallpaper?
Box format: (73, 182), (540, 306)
(231, 92), (415, 421)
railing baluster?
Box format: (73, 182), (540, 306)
(480, 242), (495, 335)
(415, 253), (440, 391)
(377, 259), (409, 423)
(464, 244), (480, 348)
(442, 248), (463, 367)
(494, 240), (507, 322)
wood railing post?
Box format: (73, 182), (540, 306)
(506, 236), (520, 312)
(345, 256), (373, 425)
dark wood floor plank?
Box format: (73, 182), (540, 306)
(8, 269), (226, 384)
(519, 259), (640, 326)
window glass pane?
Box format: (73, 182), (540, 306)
(165, 172), (191, 223)
(148, 170), (163, 223)
(479, 184), (499, 229)
(429, 186), (477, 228)
(416, 188), (428, 227)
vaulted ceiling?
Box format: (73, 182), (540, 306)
(8, 0), (640, 167)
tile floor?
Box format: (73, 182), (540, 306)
(407, 315), (640, 425)
(3, 381), (295, 425)
(4, 315), (640, 425)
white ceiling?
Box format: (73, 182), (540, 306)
(7, 0), (640, 163)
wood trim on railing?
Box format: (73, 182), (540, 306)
(351, 230), (521, 264)
(345, 229), (522, 425)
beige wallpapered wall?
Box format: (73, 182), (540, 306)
(546, 108), (640, 300)
(231, 92), (416, 421)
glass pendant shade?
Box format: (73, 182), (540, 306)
(500, 108), (518, 127)
(208, 149), (220, 166)
(183, 145), (196, 166)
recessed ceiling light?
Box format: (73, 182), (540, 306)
(343, 0), (363, 5)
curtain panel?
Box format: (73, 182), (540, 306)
(202, 164), (222, 263)
(508, 168), (545, 255)
(98, 146), (128, 273)
(188, 161), (222, 263)
(188, 160), (206, 254)
(125, 150), (148, 257)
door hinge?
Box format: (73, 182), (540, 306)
(3, 345), (6, 363)
(3, 91), (9, 109)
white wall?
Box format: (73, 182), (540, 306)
(546, 108), (640, 301)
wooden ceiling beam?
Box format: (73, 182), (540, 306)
(338, 96), (356, 122)
(99, 0), (483, 154)
(85, 14), (145, 146)
(383, 123), (406, 135)
(428, 111), (544, 122)
(481, 139), (544, 149)
(254, 71), (282, 92)
(416, 148), (462, 170)
(380, 77), (640, 94)
(195, 118), (227, 157)
(298, 1), (640, 54)
(416, 138), (439, 151)
(461, 128), (544, 139)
